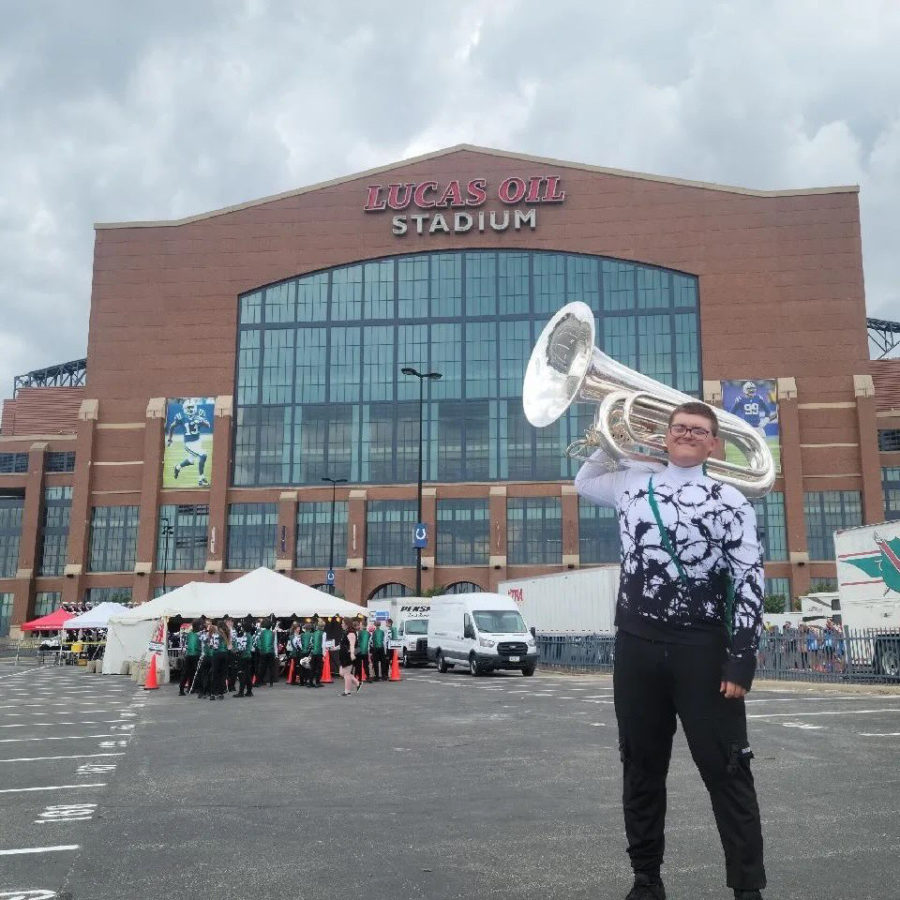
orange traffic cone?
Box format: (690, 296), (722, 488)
(389, 649), (401, 682)
(143, 654), (159, 691)
(360, 660), (367, 683)
(287, 659), (295, 684)
(320, 650), (333, 684)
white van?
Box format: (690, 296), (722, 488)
(427, 593), (538, 676)
(396, 616), (429, 667)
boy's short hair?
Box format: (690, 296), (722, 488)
(668, 401), (719, 437)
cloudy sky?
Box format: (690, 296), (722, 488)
(1, 0), (899, 399)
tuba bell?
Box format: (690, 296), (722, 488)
(522, 301), (775, 499)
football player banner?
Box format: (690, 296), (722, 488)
(162, 397), (214, 489)
(720, 379), (781, 474)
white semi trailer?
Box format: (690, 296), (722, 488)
(825, 519), (900, 677)
(498, 567), (619, 634)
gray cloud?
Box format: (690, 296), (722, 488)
(1, 0), (898, 403)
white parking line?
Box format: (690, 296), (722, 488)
(0, 734), (115, 743)
(0, 752), (125, 763)
(0, 720), (127, 728)
(0, 783), (106, 793)
(0, 844), (80, 855)
(858, 731), (900, 736)
(748, 709), (900, 719)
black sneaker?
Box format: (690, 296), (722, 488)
(734, 891), (763, 900)
(625, 873), (666, 900)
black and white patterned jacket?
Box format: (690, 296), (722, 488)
(574, 452), (764, 689)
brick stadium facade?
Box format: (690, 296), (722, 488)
(1, 145), (897, 632)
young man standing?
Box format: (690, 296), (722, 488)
(308, 619), (326, 687)
(370, 618), (387, 681)
(255, 617), (277, 687)
(179, 619), (202, 696)
(574, 401), (766, 900)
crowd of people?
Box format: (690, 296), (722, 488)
(172, 614), (398, 700)
(757, 619), (846, 673)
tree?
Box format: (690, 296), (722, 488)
(763, 594), (787, 614)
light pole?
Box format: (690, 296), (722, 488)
(160, 516), (174, 595)
(401, 366), (442, 595)
(322, 476), (347, 595)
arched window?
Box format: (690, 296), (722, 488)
(443, 581), (484, 594)
(368, 582), (410, 602)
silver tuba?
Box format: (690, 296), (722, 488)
(522, 301), (775, 499)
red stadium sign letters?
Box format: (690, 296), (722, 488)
(363, 175), (567, 236)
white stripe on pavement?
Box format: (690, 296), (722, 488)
(748, 709), (900, 719)
(0, 844), (80, 855)
(0, 720), (127, 728)
(0, 782), (106, 793)
(0, 734), (116, 743)
(858, 731), (900, 736)
(0, 752), (125, 763)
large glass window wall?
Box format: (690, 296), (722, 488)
(436, 499), (490, 566)
(88, 506), (140, 573)
(235, 251), (700, 486)
(0, 496), (24, 578)
(578, 498), (620, 565)
(804, 492), (862, 561)
(226, 503), (277, 570)
(507, 497), (562, 565)
(366, 500), (417, 567)
(39, 487), (72, 576)
(157, 505), (209, 572)
(296, 501), (347, 569)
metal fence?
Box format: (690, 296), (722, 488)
(535, 629), (900, 684)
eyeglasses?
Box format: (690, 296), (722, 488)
(668, 423), (712, 439)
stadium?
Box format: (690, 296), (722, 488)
(1, 144), (899, 634)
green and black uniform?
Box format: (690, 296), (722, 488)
(309, 626), (325, 687)
(256, 625), (277, 687)
(233, 632), (254, 697)
(297, 628), (313, 685)
(354, 628), (372, 681)
(180, 630), (201, 695)
(371, 624), (387, 681)
(209, 632), (229, 698)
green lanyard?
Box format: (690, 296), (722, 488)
(649, 476), (735, 635)
(647, 477), (688, 583)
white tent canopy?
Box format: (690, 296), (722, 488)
(110, 582), (225, 622)
(64, 602), (135, 630)
(225, 568), (365, 618)
(102, 570), (365, 676)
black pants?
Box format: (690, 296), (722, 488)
(195, 657), (211, 695)
(371, 647), (387, 679)
(235, 655), (253, 695)
(613, 630), (765, 892)
(353, 653), (371, 681)
(256, 652), (277, 686)
(180, 654), (200, 693)
(310, 653), (323, 685)
(210, 652), (229, 697)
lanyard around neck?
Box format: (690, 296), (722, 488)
(648, 476), (688, 583)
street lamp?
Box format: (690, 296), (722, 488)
(160, 516), (174, 595)
(400, 366), (442, 595)
(322, 476), (347, 595)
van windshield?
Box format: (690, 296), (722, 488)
(404, 619), (427, 635)
(472, 610), (527, 634)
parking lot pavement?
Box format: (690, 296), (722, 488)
(2, 665), (899, 899)
(0, 665), (143, 898)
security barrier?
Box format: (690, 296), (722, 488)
(535, 628), (900, 684)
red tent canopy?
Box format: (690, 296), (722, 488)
(21, 607), (73, 631)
